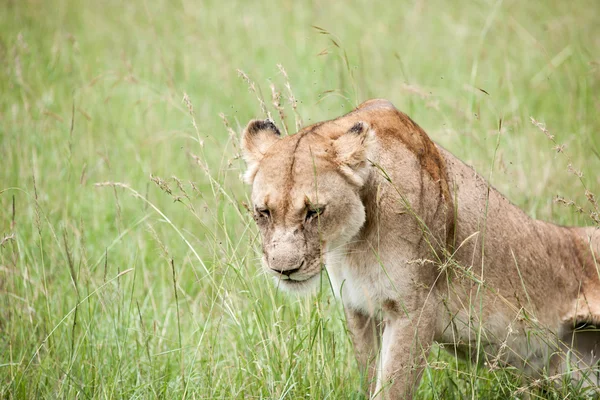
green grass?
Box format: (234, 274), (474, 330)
(1, 0), (599, 398)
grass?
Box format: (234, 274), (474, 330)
(1, 0), (599, 398)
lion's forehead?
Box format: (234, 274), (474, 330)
(256, 133), (339, 190)
(253, 172), (337, 209)
(263, 132), (335, 161)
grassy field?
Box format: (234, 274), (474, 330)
(1, 0), (599, 398)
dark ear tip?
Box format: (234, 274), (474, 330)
(348, 121), (367, 134)
(247, 119), (281, 136)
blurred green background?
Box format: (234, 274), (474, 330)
(1, 0), (599, 398)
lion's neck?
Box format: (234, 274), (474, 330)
(357, 170), (379, 239)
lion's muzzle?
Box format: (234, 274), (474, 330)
(263, 227), (308, 280)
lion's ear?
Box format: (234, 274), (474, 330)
(332, 121), (374, 187)
(241, 119), (281, 184)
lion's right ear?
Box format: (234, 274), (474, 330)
(332, 121), (375, 187)
(241, 119), (281, 184)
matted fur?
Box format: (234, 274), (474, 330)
(242, 99), (600, 399)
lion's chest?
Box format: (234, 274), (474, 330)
(325, 246), (399, 315)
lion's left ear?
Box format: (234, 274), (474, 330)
(333, 121), (375, 187)
(241, 119), (281, 184)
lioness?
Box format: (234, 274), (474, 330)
(241, 99), (600, 398)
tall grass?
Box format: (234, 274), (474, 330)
(1, 0), (599, 398)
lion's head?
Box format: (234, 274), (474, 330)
(241, 118), (375, 291)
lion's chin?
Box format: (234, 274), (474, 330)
(272, 273), (321, 293)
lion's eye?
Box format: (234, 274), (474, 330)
(256, 208), (271, 219)
(305, 206), (325, 222)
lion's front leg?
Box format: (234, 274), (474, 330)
(345, 307), (382, 396)
(373, 302), (436, 399)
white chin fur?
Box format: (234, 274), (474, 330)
(271, 273), (321, 293)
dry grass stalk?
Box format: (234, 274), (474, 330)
(277, 64), (303, 131)
(0, 234), (15, 247)
(150, 174), (173, 196)
(270, 83), (289, 135)
(531, 117), (600, 224)
(146, 223), (170, 260)
(237, 69), (271, 119)
(554, 195), (585, 214)
(219, 112), (240, 152)
(188, 153), (210, 176)
(183, 93), (203, 148)
(171, 176), (190, 201)
(150, 174), (198, 214)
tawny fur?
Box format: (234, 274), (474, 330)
(241, 99), (600, 399)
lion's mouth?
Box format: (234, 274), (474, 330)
(265, 258), (323, 290)
(275, 259), (305, 281)
(275, 272), (321, 289)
